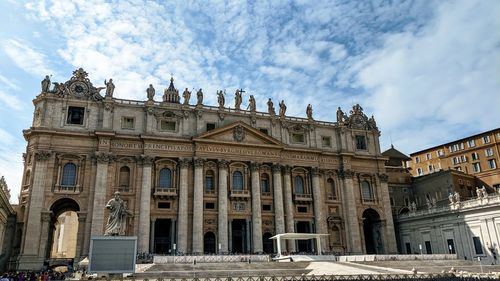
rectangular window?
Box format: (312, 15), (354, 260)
(447, 239), (456, 254)
(473, 237), (484, 255)
(66, 106), (85, 125)
(426, 153), (431, 160)
(425, 241), (432, 254)
(205, 176), (214, 193)
(259, 128), (269, 135)
(437, 149), (444, 157)
(160, 120), (176, 131)
(485, 148), (494, 157)
(121, 117), (135, 129)
(460, 155), (467, 162)
(417, 168), (423, 176)
(460, 143), (464, 150)
(468, 139), (476, 148)
(428, 165), (433, 173)
(205, 202), (215, 210)
(472, 162), (481, 173)
(262, 204), (272, 211)
(355, 136), (367, 150)
(322, 136), (331, 147)
(206, 123), (216, 131)
(297, 206), (308, 213)
(483, 136), (490, 144)
(291, 133), (305, 143)
(415, 156), (420, 164)
(471, 152), (479, 160)
(157, 202), (171, 209)
(405, 242), (412, 254)
(488, 159), (497, 169)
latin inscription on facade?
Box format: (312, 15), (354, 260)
(111, 141), (192, 152)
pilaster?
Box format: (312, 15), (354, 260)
(377, 173), (397, 253)
(177, 158), (190, 253)
(339, 169), (363, 254)
(218, 160), (229, 253)
(282, 165), (295, 252)
(90, 152), (114, 236)
(138, 155), (154, 252)
(311, 167), (327, 252)
(272, 164), (285, 252)
(250, 162), (263, 253)
(192, 158), (204, 254)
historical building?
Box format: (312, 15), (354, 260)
(408, 128), (500, 189)
(14, 68), (397, 270)
(0, 176), (17, 271)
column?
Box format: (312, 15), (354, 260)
(282, 166), (296, 252)
(90, 152), (113, 236)
(170, 219), (176, 253)
(311, 168), (328, 252)
(378, 173), (398, 253)
(218, 160), (229, 253)
(76, 212), (87, 258)
(340, 169), (363, 254)
(38, 211), (53, 257)
(138, 155), (154, 253)
(272, 164), (285, 253)
(192, 158), (204, 254)
(21, 150), (51, 259)
(150, 218), (156, 253)
(250, 162), (263, 253)
(177, 159), (190, 253)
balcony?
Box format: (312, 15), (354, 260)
(230, 189), (250, 199)
(293, 193), (312, 202)
(327, 193), (338, 201)
(154, 187), (177, 198)
(53, 185), (80, 194)
(261, 192), (272, 198)
(362, 197), (376, 204)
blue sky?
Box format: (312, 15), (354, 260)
(0, 0), (499, 203)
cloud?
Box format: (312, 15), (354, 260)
(2, 39), (56, 77)
(0, 91), (24, 111)
(0, 74), (21, 91)
(0, 128), (24, 203)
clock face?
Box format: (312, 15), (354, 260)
(70, 82), (89, 96)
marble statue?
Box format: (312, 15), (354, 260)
(217, 90), (225, 108)
(104, 191), (128, 236)
(41, 75), (51, 93)
(481, 186), (488, 198)
(448, 193), (454, 204)
(410, 201), (417, 212)
(336, 107), (344, 123)
(247, 95), (256, 112)
(104, 79), (115, 97)
(453, 191), (460, 203)
(146, 84), (155, 101)
(279, 100), (286, 118)
(306, 104), (313, 120)
(182, 88), (191, 105)
(267, 98), (275, 115)
(196, 88), (203, 105)
(234, 89), (243, 110)
(476, 187), (482, 199)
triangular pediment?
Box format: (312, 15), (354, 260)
(193, 121), (283, 147)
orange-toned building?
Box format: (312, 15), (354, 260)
(408, 128), (500, 190)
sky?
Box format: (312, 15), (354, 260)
(0, 0), (499, 203)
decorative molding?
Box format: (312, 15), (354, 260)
(35, 150), (52, 161)
(311, 167), (320, 177)
(282, 165), (291, 175)
(378, 173), (389, 183)
(194, 158), (205, 168)
(272, 164), (282, 173)
(250, 162), (260, 172)
(94, 152), (115, 164)
(338, 169), (354, 179)
(141, 155), (155, 165)
(218, 159), (229, 169)
(179, 158), (191, 168)
(233, 125), (245, 142)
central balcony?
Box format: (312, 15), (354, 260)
(293, 193), (312, 202)
(154, 187), (178, 198)
(230, 189), (250, 199)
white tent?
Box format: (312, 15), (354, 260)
(270, 233), (329, 257)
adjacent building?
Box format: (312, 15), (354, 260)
(408, 128), (500, 189)
(13, 68), (397, 270)
(0, 176), (17, 271)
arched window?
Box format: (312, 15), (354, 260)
(294, 175), (305, 194)
(119, 166), (130, 189)
(233, 171), (243, 191)
(159, 168), (172, 188)
(328, 178), (336, 199)
(61, 163), (77, 186)
(361, 180), (373, 200)
(205, 170), (214, 193)
(261, 173), (270, 193)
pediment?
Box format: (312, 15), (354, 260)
(193, 121), (282, 147)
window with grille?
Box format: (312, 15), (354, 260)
(232, 171), (243, 191)
(294, 176), (305, 194)
(361, 180), (373, 200)
(61, 163), (77, 186)
(119, 166), (130, 190)
(356, 136), (367, 150)
(261, 173), (270, 193)
(205, 170), (214, 193)
(159, 168), (172, 188)
(67, 106), (85, 125)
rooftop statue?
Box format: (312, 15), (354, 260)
(247, 95), (256, 112)
(234, 89), (243, 110)
(306, 104), (313, 120)
(182, 88), (191, 105)
(104, 191), (129, 236)
(336, 107), (346, 123)
(196, 88), (203, 105)
(146, 84), (155, 101)
(267, 98), (275, 115)
(104, 79), (115, 98)
(217, 90), (225, 108)
(279, 100), (286, 118)
(41, 75), (51, 93)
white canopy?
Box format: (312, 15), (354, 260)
(270, 233), (329, 257)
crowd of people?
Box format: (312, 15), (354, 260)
(0, 271), (67, 281)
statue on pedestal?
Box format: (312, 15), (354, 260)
(217, 90), (225, 108)
(247, 95), (256, 112)
(104, 79), (115, 98)
(41, 75), (51, 93)
(146, 84), (155, 101)
(279, 100), (286, 118)
(104, 192), (129, 236)
(267, 98), (275, 115)
(234, 89), (243, 110)
(196, 88), (203, 106)
(182, 88), (191, 105)
(306, 104), (313, 120)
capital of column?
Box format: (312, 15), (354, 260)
(250, 162), (260, 172)
(141, 155), (155, 166)
(311, 167), (320, 177)
(218, 159), (229, 169)
(378, 173), (389, 183)
(282, 165), (291, 174)
(35, 150), (52, 161)
(77, 212), (87, 222)
(272, 164), (282, 173)
(94, 152), (115, 164)
(338, 169), (354, 179)
(179, 158), (191, 168)
(41, 211), (53, 222)
(194, 158), (205, 168)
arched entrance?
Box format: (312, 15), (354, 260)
(362, 208), (383, 254)
(204, 232), (216, 254)
(48, 198), (80, 261)
(262, 232), (273, 253)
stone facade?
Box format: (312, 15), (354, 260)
(0, 176), (17, 271)
(15, 69), (397, 270)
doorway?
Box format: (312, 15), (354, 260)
(231, 219), (247, 253)
(154, 219), (172, 254)
(204, 232), (216, 254)
(296, 221), (312, 253)
(362, 208), (383, 254)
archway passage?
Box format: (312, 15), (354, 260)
(204, 232), (216, 254)
(49, 198), (80, 260)
(262, 232), (273, 253)
(362, 208), (383, 254)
